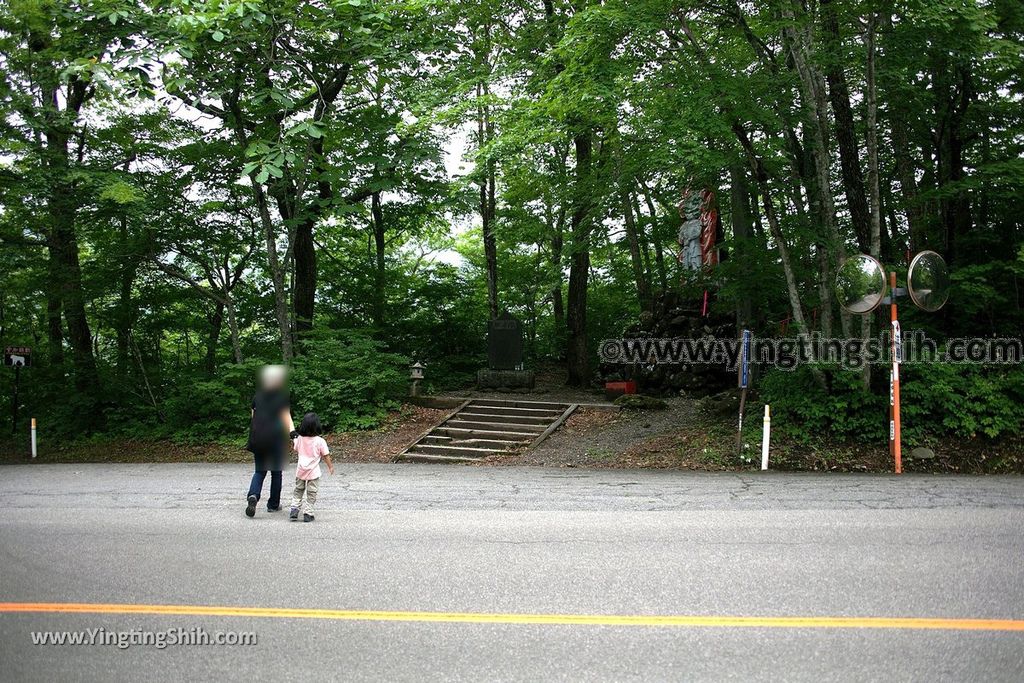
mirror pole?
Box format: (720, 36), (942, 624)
(889, 271), (902, 475)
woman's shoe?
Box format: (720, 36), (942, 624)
(245, 495), (257, 518)
(267, 505), (283, 512)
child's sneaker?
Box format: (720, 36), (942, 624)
(303, 513), (314, 523)
(289, 507), (299, 521)
(245, 495), (257, 518)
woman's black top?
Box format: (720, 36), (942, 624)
(246, 389), (290, 470)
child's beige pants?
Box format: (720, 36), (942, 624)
(290, 477), (320, 513)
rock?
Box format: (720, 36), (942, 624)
(614, 394), (669, 410)
(597, 290), (735, 397)
(698, 390), (743, 417)
(639, 310), (655, 330)
(911, 447), (936, 460)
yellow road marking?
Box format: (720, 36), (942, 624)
(1, 603), (1023, 631)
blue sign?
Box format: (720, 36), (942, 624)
(739, 330), (751, 389)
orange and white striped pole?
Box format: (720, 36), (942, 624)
(30, 418), (37, 459)
(889, 272), (902, 474)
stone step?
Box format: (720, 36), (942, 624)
(457, 411), (554, 426)
(398, 453), (481, 464)
(407, 444), (498, 457)
(396, 399), (576, 464)
(468, 399), (572, 411)
(463, 405), (565, 419)
(433, 426), (537, 442)
(443, 438), (521, 451)
(445, 419), (547, 433)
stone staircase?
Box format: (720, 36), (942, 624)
(396, 399), (578, 463)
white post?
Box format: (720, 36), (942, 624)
(31, 418), (37, 459)
(760, 405), (771, 471)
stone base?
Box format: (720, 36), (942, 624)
(407, 396), (466, 410)
(476, 369), (535, 390)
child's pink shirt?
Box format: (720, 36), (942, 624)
(293, 436), (330, 480)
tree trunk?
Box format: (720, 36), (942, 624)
(862, 13), (882, 388)
(652, 240), (668, 294)
(880, 11), (926, 250)
(293, 218), (316, 335)
(821, 0), (871, 252)
(204, 299), (225, 373)
(268, 76), (346, 342)
(37, 63), (98, 403)
(115, 215), (137, 377)
(252, 182), (293, 361)
(639, 189), (669, 292)
(889, 111), (924, 251)
(371, 190), (387, 328)
(935, 62), (974, 264)
(729, 164), (754, 330)
(634, 194), (655, 293)
(566, 132), (593, 387)
(867, 58), (883, 238)
(816, 243), (835, 338)
(733, 122), (826, 389)
(50, 221), (99, 396)
(47, 172), (99, 400)
(620, 177), (651, 312)
(478, 81), (499, 320)
(550, 218), (565, 332)
(116, 267), (135, 377)
(224, 292), (244, 364)
(46, 251), (64, 366)
(783, 9), (847, 339)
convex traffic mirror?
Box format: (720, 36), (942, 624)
(836, 254), (888, 314)
(907, 250), (950, 312)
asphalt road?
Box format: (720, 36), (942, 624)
(1, 463), (1023, 682)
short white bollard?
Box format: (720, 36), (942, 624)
(760, 405), (770, 471)
(31, 418), (37, 459)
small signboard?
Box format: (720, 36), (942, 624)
(4, 347), (31, 368)
(738, 330), (751, 389)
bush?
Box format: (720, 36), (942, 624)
(760, 367), (886, 442)
(156, 330), (409, 441)
(160, 361), (263, 442)
(289, 330), (408, 431)
(761, 361), (1024, 443)
(901, 362), (1024, 440)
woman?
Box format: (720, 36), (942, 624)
(245, 365), (296, 517)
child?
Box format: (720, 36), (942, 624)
(289, 412), (333, 522)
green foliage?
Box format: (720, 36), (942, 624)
(901, 362), (1024, 440)
(2, 0), (1023, 457)
(289, 330), (408, 431)
(105, 329), (409, 443)
(153, 332), (408, 441)
(160, 362), (263, 442)
(761, 367), (888, 443)
(762, 362), (1024, 444)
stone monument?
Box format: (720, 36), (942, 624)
(477, 312), (535, 390)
